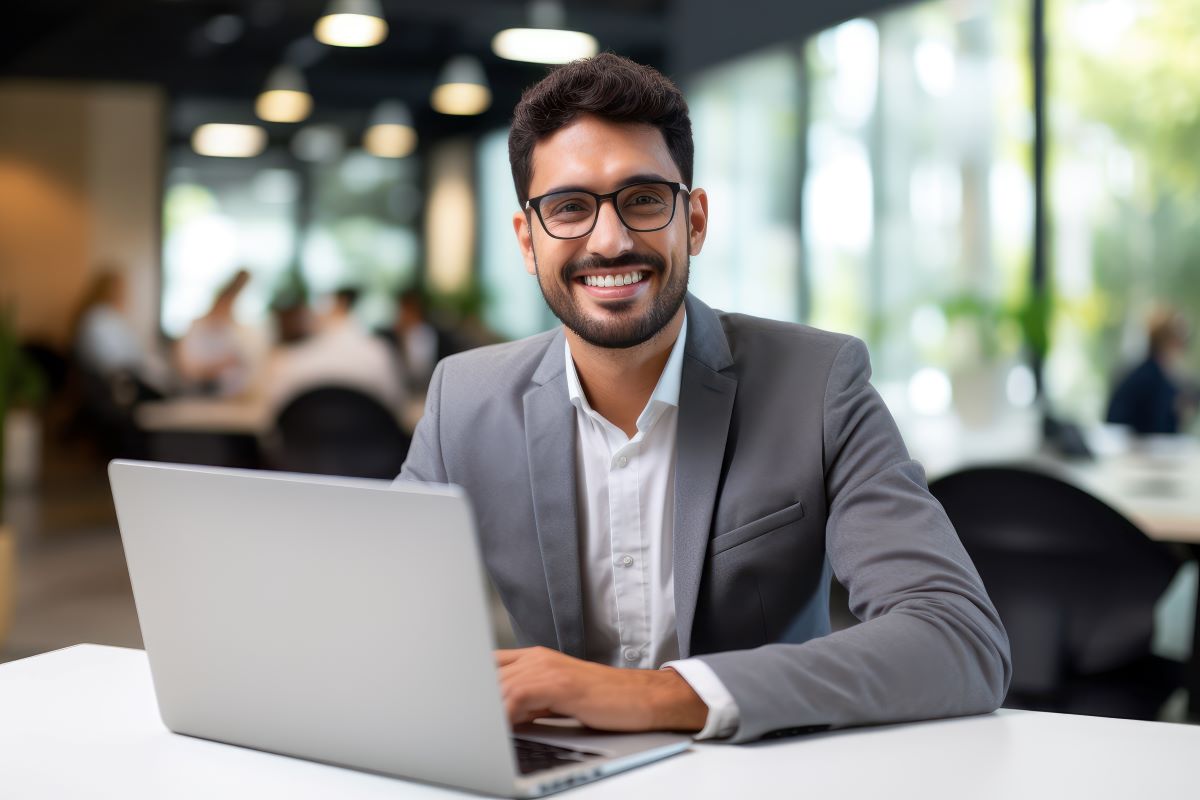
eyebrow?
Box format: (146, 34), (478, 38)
(539, 173), (677, 196)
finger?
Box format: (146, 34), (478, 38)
(494, 648), (532, 666)
(505, 696), (554, 725)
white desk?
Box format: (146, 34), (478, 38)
(3, 645), (1198, 800)
(135, 396), (272, 435)
(1048, 446), (1200, 545)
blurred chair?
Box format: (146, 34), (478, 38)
(269, 386), (409, 479)
(75, 366), (153, 460)
(929, 465), (1184, 720)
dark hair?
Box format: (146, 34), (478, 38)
(508, 53), (693, 207)
(334, 286), (361, 308)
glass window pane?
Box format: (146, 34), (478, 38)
(1045, 0), (1200, 429)
(161, 152), (299, 338)
(477, 128), (554, 340)
(804, 0), (1034, 437)
(688, 47), (803, 322)
(301, 149), (419, 330)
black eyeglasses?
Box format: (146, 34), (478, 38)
(525, 181), (689, 240)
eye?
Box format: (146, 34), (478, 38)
(620, 188), (670, 214)
(544, 195), (593, 217)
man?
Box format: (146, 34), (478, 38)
(1107, 308), (1194, 435)
(399, 54), (1010, 743)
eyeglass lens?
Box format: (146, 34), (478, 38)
(537, 182), (677, 238)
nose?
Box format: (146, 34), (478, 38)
(585, 197), (635, 258)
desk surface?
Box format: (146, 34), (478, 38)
(922, 433), (1200, 544)
(1050, 448), (1200, 544)
(3, 645), (1198, 800)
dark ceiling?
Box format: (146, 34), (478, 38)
(1, 0), (670, 144)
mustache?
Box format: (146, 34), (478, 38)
(562, 252), (666, 282)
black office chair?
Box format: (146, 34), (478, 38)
(270, 386), (409, 479)
(929, 465), (1184, 720)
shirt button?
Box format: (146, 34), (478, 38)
(620, 555), (635, 567)
(623, 648), (640, 663)
(617, 455), (629, 468)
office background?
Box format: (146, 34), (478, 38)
(1, 0), (1197, 722)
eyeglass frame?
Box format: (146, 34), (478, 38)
(523, 180), (691, 240)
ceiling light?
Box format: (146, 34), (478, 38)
(314, 0), (388, 48)
(255, 65), (313, 123)
(364, 101), (417, 158)
(431, 56), (491, 116)
(492, 1), (597, 64)
(191, 124), (267, 158)
(492, 28), (598, 64)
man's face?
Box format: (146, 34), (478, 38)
(513, 114), (708, 349)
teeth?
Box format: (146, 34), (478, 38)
(583, 271), (644, 288)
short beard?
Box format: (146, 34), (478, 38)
(533, 248), (689, 349)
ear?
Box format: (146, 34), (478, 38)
(513, 210), (537, 276)
(685, 187), (709, 257)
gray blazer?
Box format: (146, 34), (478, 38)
(399, 293), (1011, 742)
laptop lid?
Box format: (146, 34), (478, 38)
(110, 460), (521, 796)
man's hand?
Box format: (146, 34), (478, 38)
(495, 647), (708, 733)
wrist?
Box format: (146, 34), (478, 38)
(649, 667), (708, 732)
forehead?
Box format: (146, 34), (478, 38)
(528, 114), (679, 195)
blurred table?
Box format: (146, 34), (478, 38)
(135, 396), (270, 469)
(4, 644), (1200, 800)
(1045, 439), (1200, 544)
(136, 396), (272, 435)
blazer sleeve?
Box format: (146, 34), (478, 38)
(695, 337), (1012, 743)
(395, 360), (450, 485)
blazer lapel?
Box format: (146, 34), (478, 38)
(523, 333), (586, 658)
(673, 295), (737, 658)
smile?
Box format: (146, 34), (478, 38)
(579, 271), (646, 288)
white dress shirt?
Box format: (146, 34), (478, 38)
(266, 318), (405, 413)
(564, 313), (739, 739)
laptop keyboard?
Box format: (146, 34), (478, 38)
(512, 737), (603, 775)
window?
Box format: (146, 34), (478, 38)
(1044, 0), (1200, 427)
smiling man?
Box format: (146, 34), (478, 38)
(398, 53), (1011, 743)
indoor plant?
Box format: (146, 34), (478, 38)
(0, 306), (45, 648)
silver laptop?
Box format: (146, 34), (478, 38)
(109, 460), (689, 797)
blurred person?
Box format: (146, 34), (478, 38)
(271, 296), (314, 347)
(397, 54), (1009, 743)
(1107, 308), (1195, 435)
(70, 267), (170, 398)
(71, 268), (165, 391)
(175, 269), (258, 397)
(266, 286), (404, 414)
(390, 287), (455, 395)
(67, 267), (165, 459)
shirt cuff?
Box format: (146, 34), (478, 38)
(661, 658), (740, 740)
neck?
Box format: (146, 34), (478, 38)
(567, 307), (684, 438)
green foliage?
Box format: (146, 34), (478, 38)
(939, 293), (1040, 362)
(0, 306), (47, 521)
(1064, 0), (1200, 198)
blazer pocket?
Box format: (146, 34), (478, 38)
(709, 500), (807, 557)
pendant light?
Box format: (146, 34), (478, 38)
(364, 101), (417, 158)
(255, 66), (313, 123)
(430, 56), (491, 116)
(492, 0), (598, 64)
(192, 124), (267, 158)
(314, 0), (388, 48)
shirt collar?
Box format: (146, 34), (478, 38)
(564, 312), (689, 423)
